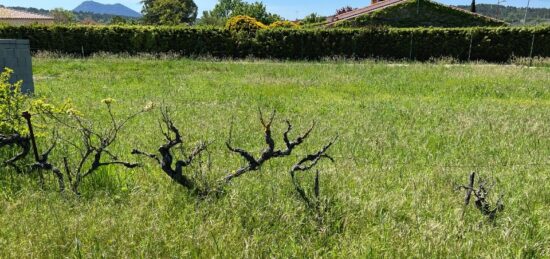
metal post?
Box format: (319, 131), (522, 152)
(409, 31), (414, 60)
(468, 31), (474, 62)
(523, 0), (531, 25)
(496, 0), (506, 19)
(529, 34), (535, 67)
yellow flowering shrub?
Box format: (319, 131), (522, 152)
(269, 21), (299, 29)
(0, 68), (27, 135)
(225, 15), (267, 32)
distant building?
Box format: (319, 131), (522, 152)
(326, 0), (506, 27)
(0, 7), (54, 26)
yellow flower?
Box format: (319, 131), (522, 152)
(143, 101), (155, 112)
(101, 98), (116, 105)
(66, 108), (82, 117)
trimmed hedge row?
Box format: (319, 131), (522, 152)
(1, 25), (549, 62)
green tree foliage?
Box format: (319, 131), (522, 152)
(109, 16), (129, 25)
(142, 0), (198, 25)
(209, 0), (242, 19)
(232, 1), (281, 25)
(196, 14), (226, 26)
(51, 8), (76, 24)
(201, 0), (282, 26)
(302, 13), (326, 24)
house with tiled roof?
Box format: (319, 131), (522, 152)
(0, 7), (54, 26)
(326, 0), (506, 27)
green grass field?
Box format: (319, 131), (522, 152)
(1, 57), (550, 257)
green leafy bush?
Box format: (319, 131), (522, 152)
(0, 68), (27, 135)
(1, 25), (549, 61)
(225, 15), (267, 32)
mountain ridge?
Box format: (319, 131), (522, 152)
(73, 1), (141, 18)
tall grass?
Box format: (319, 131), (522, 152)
(0, 57), (549, 257)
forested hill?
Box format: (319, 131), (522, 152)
(73, 1), (141, 18)
(456, 4), (550, 25)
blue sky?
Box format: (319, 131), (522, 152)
(2, 0), (549, 20)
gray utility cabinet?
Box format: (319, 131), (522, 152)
(0, 39), (34, 93)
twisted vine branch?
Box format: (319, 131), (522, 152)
(224, 109), (315, 183)
(458, 172), (504, 221)
(27, 102), (142, 194)
(132, 108), (210, 195)
(289, 137), (337, 211)
(0, 133), (30, 172)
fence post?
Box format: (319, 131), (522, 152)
(300, 35), (304, 59)
(468, 31), (474, 62)
(529, 33), (535, 67)
(409, 31), (414, 60)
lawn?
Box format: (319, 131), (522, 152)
(1, 57), (549, 257)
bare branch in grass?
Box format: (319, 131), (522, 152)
(27, 100), (145, 194)
(134, 107), (336, 199)
(289, 136), (337, 211)
(224, 109), (317, 183)
(132, 107), (212, 195)
(458, 172), (505, 221)
(0, 133), (30, 173)
(30, 137), (65, 191)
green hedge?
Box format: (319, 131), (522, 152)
(1, 25), (549, 62)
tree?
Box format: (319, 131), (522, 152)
(110, 16), (129, 25)
(51, 8), (76, 24)
(142, 0), (198, 25)
(233, 1), (281, 24)
(196, 13), (226, 26)
(471, 0), (476, 13)
(302, 13), (325, 24)
(209, 0), (242, 18)
(198, 0), (241, 26)
(201, 0), (282, 25)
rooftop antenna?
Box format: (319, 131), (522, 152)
(523, 0), (531, 24)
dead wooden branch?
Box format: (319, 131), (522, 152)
(27, 102), (143, 194)
(0, 133), (30, 172)
(30, 138), (65, 191)
(289, 137), (337, 210)
(458, 172), (505, 221)
(132, 108), (211, 195)
(224, 109), (316, 183)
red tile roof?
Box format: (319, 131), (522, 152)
(0, 7), (53, 20)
